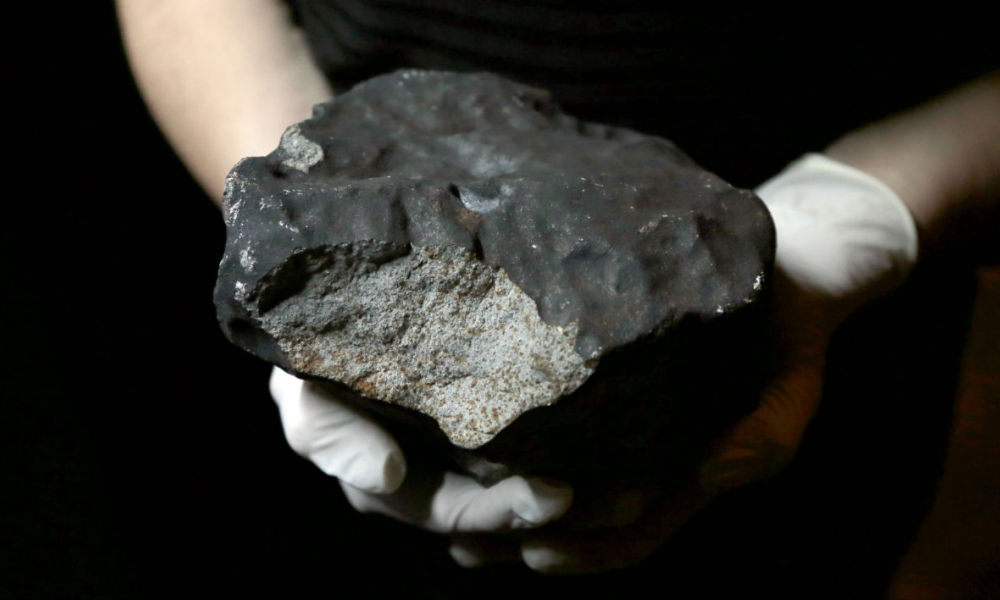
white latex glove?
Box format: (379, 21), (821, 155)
(757, 153), (918, 307)
(450, 153), (920, 573)
(269, 367), (573, 534)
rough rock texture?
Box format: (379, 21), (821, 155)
(215, 70), (775, 482)
(258, 244), (591, 449)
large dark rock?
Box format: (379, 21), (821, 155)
(215, 70), (774, 485)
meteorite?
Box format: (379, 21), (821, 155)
(215, 70), (775, 485)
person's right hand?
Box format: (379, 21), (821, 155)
(269, 367), (574, 535)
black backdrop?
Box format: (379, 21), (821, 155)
(2, 4), (990, 598)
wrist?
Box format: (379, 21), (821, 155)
(824, 130), (944, 248)
(825, 74), (1000, 253)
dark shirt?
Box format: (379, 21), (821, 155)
(285, 1), (997, 186)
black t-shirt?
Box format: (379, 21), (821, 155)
(284, 1), (997, 186)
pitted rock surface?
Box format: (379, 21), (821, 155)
(215, 69), (774, 451)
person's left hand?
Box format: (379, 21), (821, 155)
(449, 154), (920, 572)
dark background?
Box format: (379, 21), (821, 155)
(3, 4), (995, 598)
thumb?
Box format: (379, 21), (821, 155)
(270, 367), (406, 494)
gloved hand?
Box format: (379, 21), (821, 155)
(696, 153), (917, 492)
(448, 153), (920, 572)
(269, 367), (573, 534)
(756, 153), (918, 309)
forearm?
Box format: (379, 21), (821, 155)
(117, 0), (333, 202)
(826, 73), (1000, 253)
